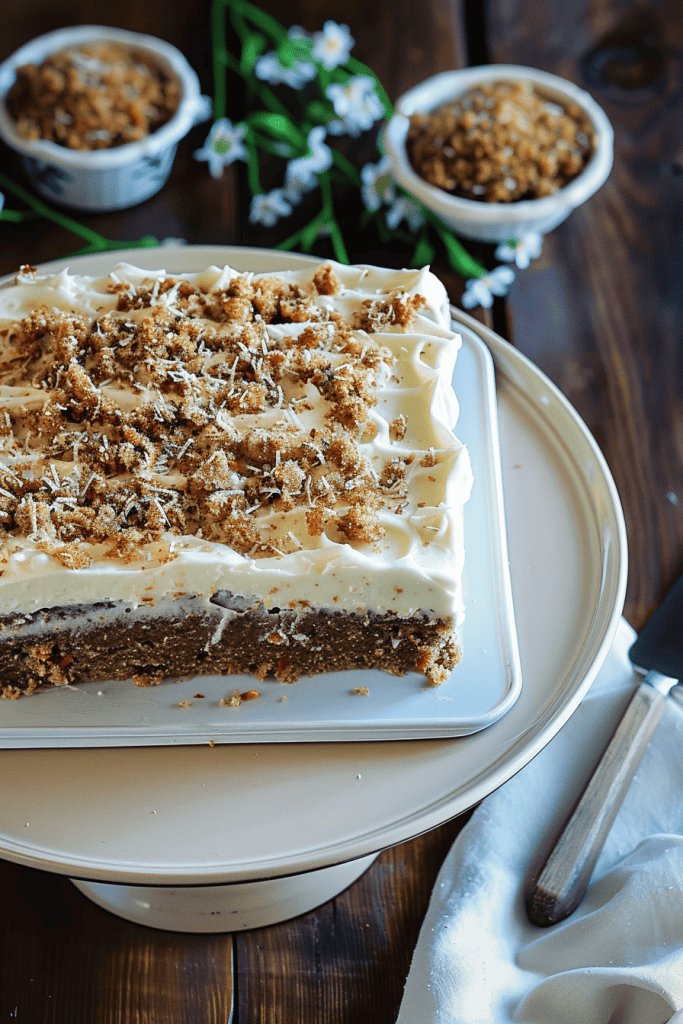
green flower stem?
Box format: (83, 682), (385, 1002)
(274, 226), (306, 252)
(244, 76), (291, 119)
(225, 0), (288, 46)
(67, 235), (160, 257)
(212, 1), (290, 119)
(275, 172), (349, 265)
(327, 221), (350, 264)
(275, 212), (348, 265)
(0, 172), (109, 246)
(427, 213), (486, 278)
(244, 139), (263, 195)
(211, 0), (229, 120)
(247, 129), (294, 158)
(275, 215), (328, 254)
(319, 175), (348, 264)
(0, 208), (37, 223)
(330, 149), (362, 188)
(0, 171), (159, 256)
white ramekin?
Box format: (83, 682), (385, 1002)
(0, 25), (211, 212)
(383, 65), (614, 243)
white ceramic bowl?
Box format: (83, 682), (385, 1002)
(383, 65), (614, 243)
(0, 25), (211, 212)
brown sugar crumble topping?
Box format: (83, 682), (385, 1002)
(7, 41), (181, 150)
(407, 80), (596, 202)
(0, 265), (431, 570)
(220, 688), (260, 707)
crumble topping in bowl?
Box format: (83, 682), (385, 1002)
(6, 40), (181, 149)
(407, 79), (596, 202)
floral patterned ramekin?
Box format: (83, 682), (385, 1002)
(0, 25), (211, 212)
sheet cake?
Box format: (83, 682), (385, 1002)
(0, 258), (473, 697)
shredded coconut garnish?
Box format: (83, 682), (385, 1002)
(0, 265), (431, 564)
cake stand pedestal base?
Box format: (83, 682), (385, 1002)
(70, 853), (378, 932)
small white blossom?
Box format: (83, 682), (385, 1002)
(312, 21), (354, 69)
(255, 48), (317, 88)
(193, 119), (247, 179)
(360, 156), (395, 212)
(461, 266), (515, 309)
(249, 189), (294, 227)
(386, 196), (424, 231)
(284, 126), (333, 201)
(326, 75), (383, 136)
(495, 232), (543, 269)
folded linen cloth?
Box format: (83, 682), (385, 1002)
(396, 618), (683, 1024)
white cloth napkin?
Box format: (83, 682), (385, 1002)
(396, 618), (683, 1024)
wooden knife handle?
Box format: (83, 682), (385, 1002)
(526, 677), (670, 927)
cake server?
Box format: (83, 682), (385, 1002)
(526, 574), (683, 927)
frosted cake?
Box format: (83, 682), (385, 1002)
(0, 258), (473, 697)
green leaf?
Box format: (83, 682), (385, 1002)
(305, 99), (335, 126)
(411, 235), (436, 267)
(246, 111), (306, 147)
(429, 217), (486, 278)
(240, 32), (267, 75)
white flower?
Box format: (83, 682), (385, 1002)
(249, 189), (294, 228)
(386, 196), (424, 231)
(193, 119), (248, 179)
(494, 232), (543, 269)
(360, 156), (395, 212)
(284, 126), (333, 201)
(255, 48), (317, 88)
(461, 266), (515, 309)
(326, 75), (383, 136)
(312, 21), (354, 69)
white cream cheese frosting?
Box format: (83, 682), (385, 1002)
(0, 259), (473, 626)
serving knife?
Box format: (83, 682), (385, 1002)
(526, 574), (683, 927)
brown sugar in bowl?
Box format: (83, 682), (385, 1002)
(382, 65), (613, 243)
(0, 25), (211, 212)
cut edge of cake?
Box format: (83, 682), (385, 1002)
(0, 257), (473, 696)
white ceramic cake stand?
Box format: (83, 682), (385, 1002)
(70, 855), (379, 932)
(0, 248), (627, 932)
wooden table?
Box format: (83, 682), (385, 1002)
(1, 0), (681, 1020)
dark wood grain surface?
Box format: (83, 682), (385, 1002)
(1, 0), (681, 1020)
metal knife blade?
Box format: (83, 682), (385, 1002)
(526, 576), (683, 927)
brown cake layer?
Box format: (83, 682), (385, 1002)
(0, 595), (460, 698)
